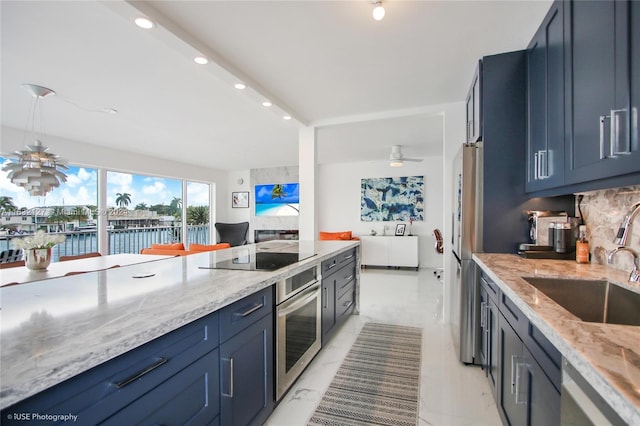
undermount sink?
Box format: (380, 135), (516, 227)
(522, 277), (640, 326)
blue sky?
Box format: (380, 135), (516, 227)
(255, 183), (300, 204)
(1, 157), (210, 209)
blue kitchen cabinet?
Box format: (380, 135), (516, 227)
(564, 0), (640, 184)
(496, 288), (561, 426)
(219, 287), (274, 426)
(526, 0), (565, 192)
(0, 312), (220, 425)
(321, 248), (356, 346)
(321, 255), (338, 345)
(479, 273), (499, 401)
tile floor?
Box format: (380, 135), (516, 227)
(265, 267), (502, 426)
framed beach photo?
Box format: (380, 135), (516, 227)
(232, 191), (249, 208)
(395, 223), (406, 236)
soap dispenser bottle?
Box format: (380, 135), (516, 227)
(576, 225), (589, 264)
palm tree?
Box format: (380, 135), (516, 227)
(47, 206), (71, 232)
(271, 185), (286, 200)
(0, 196), (17, 212)
(115, 193), (131, 208)
(134, 202), (148, 210)
(187, 206), (209, 225)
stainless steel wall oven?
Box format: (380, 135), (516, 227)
(275, 265), (322, 400)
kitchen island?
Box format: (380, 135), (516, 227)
(0, 240), (360, 421)
(474, 253), (640, 425)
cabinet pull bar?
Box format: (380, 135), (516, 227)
(611, 109), (630, 156)
(237, 302), (264, 317)
(323, 287), (328, 309)
(327, 262), (337, 270)
(480, 302), (486, 328)
(514, 360), (529, 405)
(114, 357), (168, 388)
(343, 300), (353, 309)
(343, 254), (354, 260)
(600, 115), (610, 159)
(222, 357), (234, 397)
(510, 355), (517, 394)
(533, 152), (539, 181)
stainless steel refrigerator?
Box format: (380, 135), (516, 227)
(450, 143), (482, 365)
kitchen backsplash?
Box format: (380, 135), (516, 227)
(577, 185), (640, 273)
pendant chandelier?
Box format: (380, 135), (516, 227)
(2, 84), (68, 197)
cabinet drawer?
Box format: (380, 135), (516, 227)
(525, 322), (561, 391)
(336, 265), (356, 297)
(480, 272), (500, 303)
(219, 286), (273, 343)
(321, 256), (339, 276)
(499, 292), (527, 337)
(337, 248), (357, 267)
(336, 281), (355, 319)
(2, 312), (219, 425)
(104, 349), (220, 425)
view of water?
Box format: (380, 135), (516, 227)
(1, 225), (211, 262)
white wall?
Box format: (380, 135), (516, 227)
(317, 157), (444, 268)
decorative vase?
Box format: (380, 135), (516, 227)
(25, 248), (52, 271)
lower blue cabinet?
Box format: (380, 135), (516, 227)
(220, 313), (274, 426)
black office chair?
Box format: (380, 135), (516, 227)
(215, 222), (249, 247)
(433, 229), (444, 279)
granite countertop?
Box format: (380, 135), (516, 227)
(0, 240), (359, 410)
(473, 253), (640, 424)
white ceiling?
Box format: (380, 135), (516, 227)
(1, 0), (551, 171)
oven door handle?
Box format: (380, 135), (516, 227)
(278, 281), (321, 315)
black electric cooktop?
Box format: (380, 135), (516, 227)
(200, 250), (316, 272)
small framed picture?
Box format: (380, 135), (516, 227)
(232, 191), (249, 208)
(395, 223), (406, 236)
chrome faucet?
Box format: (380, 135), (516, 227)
(607, 247), (640, 283)
(613, 201), (640, 246)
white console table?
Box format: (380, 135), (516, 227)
(359, 236), (419, 269)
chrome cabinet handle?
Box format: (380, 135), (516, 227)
(514, 358), (529, 404)
(610, 109), (630, 156)
(343, 254), (354, 260)
(222, 357), (234, 397)
(480, 302), (487, 328)
(326, 262), (337, 270)
(343, 300), (353, 310)
(538, 150), (548, 179)
(600, 115), (611, 159)
(113, 357), (168, 388)
(533, 152), (539, 181)
(323, 287), (328, 309)
(236, 302), (264, 317)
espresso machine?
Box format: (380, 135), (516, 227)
(519, 210), (579, 259)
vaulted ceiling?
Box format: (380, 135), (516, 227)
(1, 0), (551, 171)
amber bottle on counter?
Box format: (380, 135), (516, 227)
(576, 225), (590, 263)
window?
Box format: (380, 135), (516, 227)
(1, 157), (213, 258)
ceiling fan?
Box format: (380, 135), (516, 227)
(389, 145), (423, 167)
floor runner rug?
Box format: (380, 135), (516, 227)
(308, 322), (423, 426)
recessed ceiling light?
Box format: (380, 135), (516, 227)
(262, 101), (272, 107)
(283, 115), (292, 120)
(234, 83), (246, 90)
(134, 17), (154, 29)
(193, 56), (209, 65)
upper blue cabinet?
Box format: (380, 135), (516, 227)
(526, 0), (640, 194)
(525, 1), (565, 192)
(564, 0), (640, 184)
